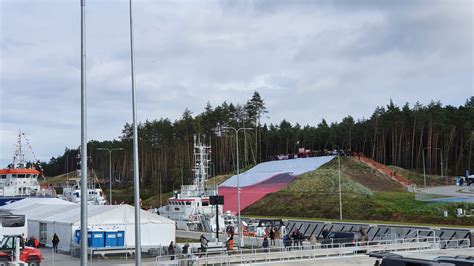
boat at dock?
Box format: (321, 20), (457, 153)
(156, 135), (236, 232)
(57, 151), (107, 205)
(0, 130), (54, 206)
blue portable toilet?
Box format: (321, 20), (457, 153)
(116, 230), (125, 247)
(105, 231), (118, 247)
(75, 229), (81, 244)
(75, 229), (90, 245)
(89, 230), (105, 248)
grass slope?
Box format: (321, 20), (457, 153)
(243, 157), (474, 226)
(387, 165), (447, 186)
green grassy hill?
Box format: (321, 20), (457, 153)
(243, 157), (474, 226)
(387, 165), (447, 186)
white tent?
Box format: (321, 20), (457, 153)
(1, 199), (175, 252)
(0, 197), (75, 210)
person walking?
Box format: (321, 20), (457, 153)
(52, 233), (60, 253)
(168, 241), (176, 260)
(269, 228), (275, 245)
(199, 234), (209, 256)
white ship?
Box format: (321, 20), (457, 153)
(0, 130), (54, 205)
(158, 136), (232, 232)
(57, 151), (106, 205)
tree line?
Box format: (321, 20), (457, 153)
(41, 92), (473, 193)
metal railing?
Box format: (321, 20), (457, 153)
(155, 235), (456, 265)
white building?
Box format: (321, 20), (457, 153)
(0, 198), (175, 252)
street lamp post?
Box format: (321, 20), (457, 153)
(422, 147), (429, 188)
(221, 126), (252, 248)
(426, 147), (445, 183)
(435, 148), (445, 183)
(97, 148), (124, 205)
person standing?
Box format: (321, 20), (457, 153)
(182, 243), (190, 255)
(309, 235), (317, 249)
(322, 228), (329, 239)
(291, 230), (298, 248)
(274, 227), (281, 245)
(269, 228), (275, 245)
(168, 241), (176, 260)
(359, 227), (366, 245)
(226, 235), (235, 251)
(52, 233), (60, 253)
(283, 234), (292, 251)
(262, 237), (269, 253)
(297, 229), (303, 248)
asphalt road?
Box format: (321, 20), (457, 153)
(418, 185), (474, 198)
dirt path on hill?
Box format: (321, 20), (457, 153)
(342, 157), (404, 192)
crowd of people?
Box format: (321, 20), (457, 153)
(165, 225), (369, 260)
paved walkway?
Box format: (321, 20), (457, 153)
(40, 248), (157, 266)
(255, 248), (474, 266)
(418, 185), (474, 198)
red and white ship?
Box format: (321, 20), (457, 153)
(0, 130), (54, 205)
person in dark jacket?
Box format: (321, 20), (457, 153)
(27, 237), (35, 247)
(291, 230), (298, 248)
(283, 235), (292, 251)
(322, 228), (329, 239)
(199, 234), (209, 257)
(168, 241), (176, 260)
(52, 233), (60, 253)
(262, 237), (269, 253)
(269, 228), (275, 245)
(182, 243), (190, 255)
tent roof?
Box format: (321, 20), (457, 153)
(0, 198), (76, 210)
(9, 204), (74, 221)
(43, 204), (174, 226)
(1, 199), (174, 226)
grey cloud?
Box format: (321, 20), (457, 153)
(0, 0), (472, 166)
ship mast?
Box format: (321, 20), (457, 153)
(12, 130), (26, 169)
(192, 135), (211, 195)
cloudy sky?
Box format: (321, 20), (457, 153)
(0, 0), (472, 167)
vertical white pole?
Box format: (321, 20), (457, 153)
(422, 149), (426, 187)
(129, 0), (141, 264)
(80, 0), (88, 265)
(338, 153), (342, 221)
(236, 129), (242, 247)
(109, 150), (112, 205)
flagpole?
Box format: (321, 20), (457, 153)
(128, 0), (141, 264)
(80, 0), (88, 265)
